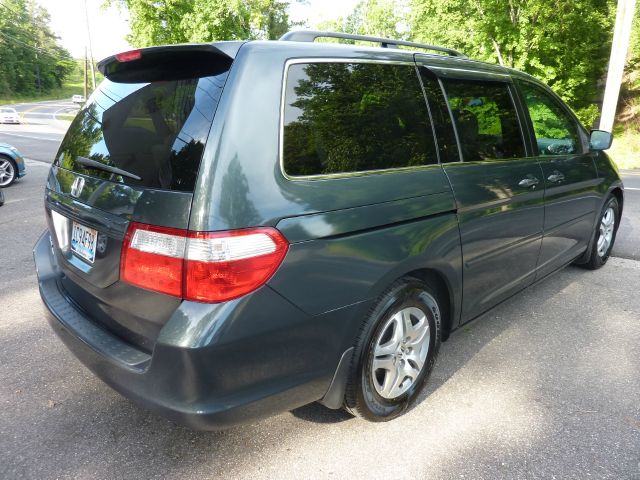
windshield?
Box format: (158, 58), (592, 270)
(55, 70), (229, 192)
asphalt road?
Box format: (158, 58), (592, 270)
(616, 172), (640, 261)
(0, 99), (70, 163)
(1, 104), (639, 479)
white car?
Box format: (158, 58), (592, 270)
(71, 95), (85, 105)
(0, 107), (20, 124)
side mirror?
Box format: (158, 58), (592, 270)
(590, 130), (613, 150)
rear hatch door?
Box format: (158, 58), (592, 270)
(45, 44), (238, 351)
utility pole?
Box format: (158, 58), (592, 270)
(84, 47), (88, 100)
(35, 50), (41, 94)
(84, 0), (96, 90)
(600, 0), (637, 132)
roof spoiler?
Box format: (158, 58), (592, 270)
(97, 42), (244, 83)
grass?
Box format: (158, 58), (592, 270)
(56, 113), (77, 122)
(0, 81), (84, 106)
(0, 60), (101, 106)
(609, 127), (640, 170)
(608, 71), (640, 170)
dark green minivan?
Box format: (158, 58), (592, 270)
(34, 31), (623, 428)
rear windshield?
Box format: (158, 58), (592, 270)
(55, 70), (229, 192)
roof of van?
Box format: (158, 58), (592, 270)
(98, 32), (538, 84)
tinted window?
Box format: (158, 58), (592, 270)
(282, 62), (437, 176)
(419, 69), (458, 163)
(55, 71), (228, 192)
(442, 79), (524, 161)
(518, 80), (582, 156)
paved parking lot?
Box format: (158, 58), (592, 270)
(1, 114), (639, 479)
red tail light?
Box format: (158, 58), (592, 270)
(121, 222), (289, 303)
(121, 223), (186, 297)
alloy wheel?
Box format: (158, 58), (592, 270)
(597, 206), (615, 257)
(371, 306), (431, 400)
(0, 158), (15, 187)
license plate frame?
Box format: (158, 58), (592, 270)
(71, 221), (98, 264)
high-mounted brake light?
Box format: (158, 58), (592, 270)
(120, 223), (289, 303)
(115, 49), (142, 62)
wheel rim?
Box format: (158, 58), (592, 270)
(596, 206), (615, 258)
(0, 159), (15, 187)
(371, 306), (431, 400)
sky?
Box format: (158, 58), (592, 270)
(39, 0), (360, 61)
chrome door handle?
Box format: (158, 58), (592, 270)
(518, 176), (540, 188)
(547, 171), (565, 183)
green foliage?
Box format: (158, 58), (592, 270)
(316, 0), (618, 128)
(283, 62), (436, 175)
(108, 0), (292, 46)
(0, 0), (74, 98)
(319, 0), (409, 40)
(629, 5), (640, 70)
(409, 0), (616, 128)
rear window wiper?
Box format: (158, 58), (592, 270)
(76, 156), (142, 181)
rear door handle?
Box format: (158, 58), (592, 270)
(547, 171), (565, 183)
(518, 176), (540, 188)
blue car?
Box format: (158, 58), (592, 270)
(0, 142), (27, 186)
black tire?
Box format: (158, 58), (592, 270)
(582, 195), (620, 270)
(0, 188), (4, 206)
(0, 155), (18, 187)
(344, 277), (441, 421)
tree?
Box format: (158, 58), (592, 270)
(0, 0), (73, 97)
(409, 0), (616, 126)
(108, 0), (292, 47)
(319, 0), (409, 40)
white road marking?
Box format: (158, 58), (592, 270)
(5, 103), (75, 109)
(19, 111), (75, 117)
(625, 187), (640, 191)
(53, 107), (77, 126)
(24, 158), (51, 167)
(0, 132), (62, 142)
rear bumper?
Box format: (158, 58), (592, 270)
(34, 230), (355, 429)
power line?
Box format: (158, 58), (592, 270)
(0, 2), (67, 61)
(0, 1), (60, 44)
(0, 30), (64, 61)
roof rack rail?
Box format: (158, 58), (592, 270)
(279, 30), (466, 58)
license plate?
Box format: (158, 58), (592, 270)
(71, 221), (98, 263)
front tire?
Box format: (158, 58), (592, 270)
(344, 277), (441, 421)
(582, 195), (620, 270)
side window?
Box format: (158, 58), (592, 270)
(442, 79), (525, 161)
(282, 62), (437, 176)
(518, 81), (582, 156)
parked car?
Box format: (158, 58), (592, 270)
(71, 95), (85, 105)
(34, 31), (623, 429)
(0, 143), (26, 186)
(0, 107), (20, 124)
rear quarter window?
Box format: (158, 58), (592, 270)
(282, 62), (438, 177)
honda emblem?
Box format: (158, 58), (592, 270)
(70, 177), (85, 198)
